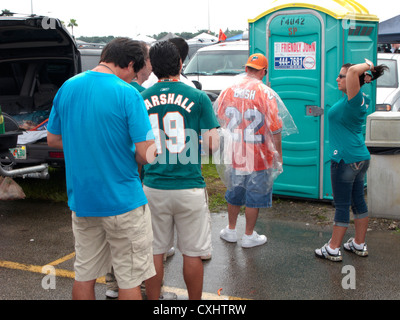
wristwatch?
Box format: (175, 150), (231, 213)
(365, 59), (373, 70)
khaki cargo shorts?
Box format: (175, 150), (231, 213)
(72, 205), (155, 289)
(143, 186), (212, 257)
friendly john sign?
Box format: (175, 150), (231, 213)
(274, 41), (316, 70)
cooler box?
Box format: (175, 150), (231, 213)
(366, 112), (400, 219)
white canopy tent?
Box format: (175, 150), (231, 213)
(191, 32), (218, 43)
(130, 34), (156, 44)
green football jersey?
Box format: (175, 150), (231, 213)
(141, 81), (219, 190)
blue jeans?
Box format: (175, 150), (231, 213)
(331, 160), (370, 227)
(225, 169), (273, 208)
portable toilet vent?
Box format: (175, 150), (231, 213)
(248, 0), (379, 200)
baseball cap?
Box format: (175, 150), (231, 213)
(245, 53), (268, 70)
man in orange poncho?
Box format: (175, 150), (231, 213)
(216, 53), (283, 248)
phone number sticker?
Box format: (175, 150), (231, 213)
(274, 42), (316, 70)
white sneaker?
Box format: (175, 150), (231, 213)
(105, 272), (119, 299)
(220, 226), (237, 243)
(343, 237), (368, 257)
(163, 247), (175, 261)
(241, 231), (267, 248)
(159, 291), (178, 300)
(201, 253), (212, 260)
(105, 289), (118, 299)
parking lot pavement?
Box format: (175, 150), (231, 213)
(1, 199), (400, 300)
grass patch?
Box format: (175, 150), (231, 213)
(11, 159), (228, 211)
(202, 157), (227, 212)
(315, 214), (328, 222)
(14, 167), (68, 202)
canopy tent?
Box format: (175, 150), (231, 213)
(226, 31), (249, 42)
(130, 34), (156, 44)
(378, 15), (400, 43)
(226, 33), (243, 41)
(191, 32), (218, 42)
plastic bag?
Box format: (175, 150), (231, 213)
(213, 74), (298, 193)
(0, 176), (26, 200)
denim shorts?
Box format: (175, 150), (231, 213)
(331, 160), (370, 227)
(225, 169), (273, 208)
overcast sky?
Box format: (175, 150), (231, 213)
(1, 0), (397, 38)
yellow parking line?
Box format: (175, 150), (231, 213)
(47, 252), (76, 266)
(0, 259), (247, 300)
(0, 260), (43, 274)
(0, 259), (105, 283)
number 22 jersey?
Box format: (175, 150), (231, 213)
(217, 76), (282, 172)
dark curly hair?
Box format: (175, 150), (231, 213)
(100, 37), (148, 73)
(149, 40), (181, 79)
(342, 63), (389, 86)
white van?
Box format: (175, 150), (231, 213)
(183, 40), (249, 96)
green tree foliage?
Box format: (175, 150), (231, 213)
(77, 29), (245, 43)
(78, 36), (115, 44)
(67, 19), (78, 36)
(1, 9), (14, 16)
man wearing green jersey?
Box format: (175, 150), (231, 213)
(142, 41), (219, 300)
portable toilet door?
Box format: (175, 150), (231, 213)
(248, 0), (379, 200)
(268, 10), (324, 200)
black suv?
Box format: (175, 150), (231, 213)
(0, 15), (81, 169)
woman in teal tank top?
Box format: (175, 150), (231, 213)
(315, 59), (388, 262)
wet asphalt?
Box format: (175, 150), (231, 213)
(0, 199), (399, 300)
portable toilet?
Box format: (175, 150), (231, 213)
(248, 0), (379, 200)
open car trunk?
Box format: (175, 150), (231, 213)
(0, 15), (81, 168)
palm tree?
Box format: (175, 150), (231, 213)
(67, 19), (78, 36)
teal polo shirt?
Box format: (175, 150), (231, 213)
(328, 90), (371, 164)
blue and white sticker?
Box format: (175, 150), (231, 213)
(274, 42), (316, 70)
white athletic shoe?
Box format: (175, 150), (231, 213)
(105, 289), (118, 299)
(343, 237), (368, 257)
(220, 226), (238, 243)
(163, 247), (175, 261)
(241, 231), (267, 248)
(315, 243), (343, 262)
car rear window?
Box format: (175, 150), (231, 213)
(184, 50), (248, 76)
(377, 59), (398, 88)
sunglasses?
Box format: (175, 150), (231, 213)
(338, 74), (346, 79)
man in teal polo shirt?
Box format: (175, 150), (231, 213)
(142, 40), (219, 300)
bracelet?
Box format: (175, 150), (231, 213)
(365, 59), (373, 70)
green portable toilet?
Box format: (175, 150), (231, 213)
(248, 0), (379, 200)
